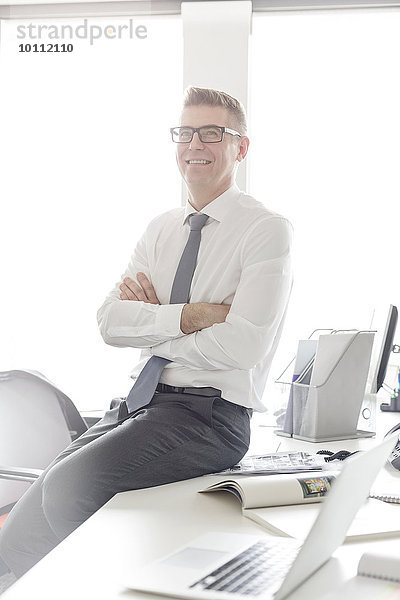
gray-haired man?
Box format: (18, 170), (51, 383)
(0, 87), (292, 577)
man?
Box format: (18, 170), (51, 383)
(0, 87), (293, 578)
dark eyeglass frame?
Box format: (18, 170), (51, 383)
(170, 125), (242, 144)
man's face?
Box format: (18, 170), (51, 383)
(176, 105), (242, 193)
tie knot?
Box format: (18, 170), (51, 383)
(189, 213), (208, 231)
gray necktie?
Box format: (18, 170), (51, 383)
(123, 212), (208, 415)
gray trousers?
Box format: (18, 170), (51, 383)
(0, 391), (250, 578)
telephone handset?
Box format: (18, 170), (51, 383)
(384, 422), (400, 470)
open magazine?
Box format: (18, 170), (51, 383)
(201, 472), (337, 508)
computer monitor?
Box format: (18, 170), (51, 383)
(370, 304), (398, 394)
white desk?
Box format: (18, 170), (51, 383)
(3, 404), (400, 600)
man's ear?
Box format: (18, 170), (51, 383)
(237, 136), (250, 162)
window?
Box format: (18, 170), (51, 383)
(0, 15), (183, 410)
(249, 9), (400, 401)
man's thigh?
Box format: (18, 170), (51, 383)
(42, 393), (250, 540)
(0, 393), (250, 574)
(44, 393), (250, 503)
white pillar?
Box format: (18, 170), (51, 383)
(181, 0), (252, 198)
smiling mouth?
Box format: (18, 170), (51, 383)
(185, 159), (212, 165)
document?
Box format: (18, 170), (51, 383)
(281, 339), (317, 435)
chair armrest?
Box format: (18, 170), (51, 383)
(0, 465), (43, 483)
(80, 410), (104, 429)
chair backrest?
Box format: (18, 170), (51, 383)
(0, 370), (84, 507)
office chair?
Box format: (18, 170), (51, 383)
(0, 369), (89, 515)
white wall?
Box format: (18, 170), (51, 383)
(0, 15), (183, 410)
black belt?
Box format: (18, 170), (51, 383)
(156, 383), (222, 397)
(155, 383), (253, 416)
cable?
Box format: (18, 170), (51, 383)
(316, 449), (360, 462)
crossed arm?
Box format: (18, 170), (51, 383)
(99, 217), (293, 371)
(119, 273), (231, 334)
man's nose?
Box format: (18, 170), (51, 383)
(189, 131), (205, 150)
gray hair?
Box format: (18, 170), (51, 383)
(182, 86), (247, 135)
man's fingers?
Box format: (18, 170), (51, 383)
(119, 283), (139, 301)
(136, 272), (160, 304)
(120, 278), (146, 301)
(120, 275), (160, 304)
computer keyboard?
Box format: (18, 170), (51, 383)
(189, 539), (300, 596)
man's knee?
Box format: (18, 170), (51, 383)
(41, 459), (108, 541)
(41, 462), (80, 539)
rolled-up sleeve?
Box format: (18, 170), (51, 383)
(97, 231), (186, 349)
(150, 217), (293, 370)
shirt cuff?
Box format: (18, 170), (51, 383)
(155, 303), (186, 339)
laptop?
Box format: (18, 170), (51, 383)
(124, 434), (398, 600)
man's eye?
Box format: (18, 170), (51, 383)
(202, 128), (219, 139)
(179, 130), (192, 138)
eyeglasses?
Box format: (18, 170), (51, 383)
(170, 125), (241, 144)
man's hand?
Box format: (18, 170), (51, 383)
(180, 303), (231, 334)
(119, 275), (229, 333)
(119, 273), (160, 304)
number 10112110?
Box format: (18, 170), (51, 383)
(18, 43), (74, 52)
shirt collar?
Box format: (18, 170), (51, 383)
(182, 183), (241, 226)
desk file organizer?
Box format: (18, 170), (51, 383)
(276, 331), (375, 442)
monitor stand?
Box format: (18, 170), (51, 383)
(380, 395), (400, 412)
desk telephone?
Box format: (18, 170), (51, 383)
(385, 422), (400, 470)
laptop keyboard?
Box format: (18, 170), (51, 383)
(189, 539), (300, 596)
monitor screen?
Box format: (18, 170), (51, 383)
(370, 305), (398, 394)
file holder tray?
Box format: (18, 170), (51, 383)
(276, 331), (376, 442)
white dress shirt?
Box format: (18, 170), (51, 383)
(97, 183), (293, 412)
